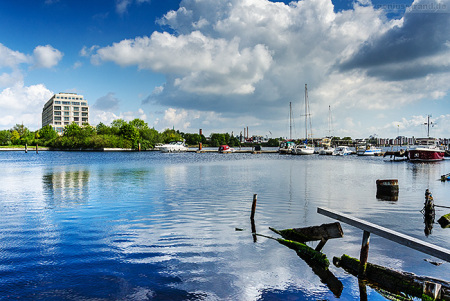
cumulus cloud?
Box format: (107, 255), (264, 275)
(90, 107), (147, 126)
(89, 0), (450, 137)
(0, 82), (53, 129)
(33, 45), (63, 69)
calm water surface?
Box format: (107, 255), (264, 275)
(0, 151), (449, 300)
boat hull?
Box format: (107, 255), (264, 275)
(357, 150), (381, 156)
(408, 149), (445, 162)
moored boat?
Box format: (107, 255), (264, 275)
(318, 138), (334, 155)
(159, 141), (189, 153)
(218, 145), (235, 153)
(332, 146), (352, 156)
(292, 84), (315, 156)
(279, 140), (296, 154)
(292, 144), (315, 155)
(408, 138), (444, 162)
(407, 116), (445, 162)
(356, 144), (381, 156)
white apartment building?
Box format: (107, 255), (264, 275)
(42, 92), (89, 134)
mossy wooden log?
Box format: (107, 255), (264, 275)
(269, 222), (343, 243)
(333, 254), (450, 300)
(275, 238), (342, 297)
(438, 213), (450, 228)
(276, 238), (330, 268)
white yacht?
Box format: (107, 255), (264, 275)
(292, 144), (315, 155)
(159, 141), (189, 153)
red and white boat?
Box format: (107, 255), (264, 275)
(408, 138), (445, 162)
(408, 115), (445, 162)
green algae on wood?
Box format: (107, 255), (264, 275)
(438, 213), (450, 228)
(276, 238), (330, 268)
(333, 254), (450, 300)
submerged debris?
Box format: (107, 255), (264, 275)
(334, 255), (450, 300)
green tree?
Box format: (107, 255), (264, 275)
(0, 130), (12, 145)
(267, 138), (279, 147)
(129, 119), (149, 131)
(119, 123), (139, 148)
(96, 122), (112, 135)
(12, 124), (29, 138)
(10, 130), (20, 144)
(161, 128), (182, 143)
(39, 125), (58, 143)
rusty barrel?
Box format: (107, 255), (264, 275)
(376, 179), (399, 201)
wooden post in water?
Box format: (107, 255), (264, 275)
(199, 129), (203, 150)
(25, 143), (28, 153)
(250, 194), (258, 242)
(36, 144), (38, 154)
(358, 230), (370, 278)
(138, 142), (141, 152)
(250, 194), (257, 220)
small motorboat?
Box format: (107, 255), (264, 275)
(218, 145), (235, 153)
(356, 144), (381, 156)
(332, 146), (352, 156)
(279, 141), (296, 154)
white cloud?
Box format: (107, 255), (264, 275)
(116, 0), (151, 15)
(0, 43), (31, 68)
(33, 45), (63, 69)
(93, 31), (272, 95)
(0, 82), (53, 130)
(89, 0), (450, 138)
(90, 108), (147, 126)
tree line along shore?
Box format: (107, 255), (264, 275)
(0, 119), (282, 150)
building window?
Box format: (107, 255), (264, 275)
(54, 111), (61, 115)
(64, 117), (69, 121)
(64, 106), (70, 110)
(54, 117), (61, 121)
(54, 101), (61, 104)
(55, 122), (61, 125)
(62, 101), (70, 104)
(64, 122), (69, 125)
(82, 112), (88, 116)
(54, 106), (61, 110)
(74, 117), (79, 121)
(72, 102), (80, 105)
(73, 107), (79, 111)
(73, 112), (79, 116)
(64, 112), (69, 116)
(82, 118), (88, 122)
(82, 107), (88, 111)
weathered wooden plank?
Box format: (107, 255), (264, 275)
(269, 222), (343, 243)
(334, 254), (450, 300)
(317, 207), (450, 262)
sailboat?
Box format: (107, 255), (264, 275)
(292, 84), (315, 155)
(318, 105), (335, 155)
(279, 102), (296, 154)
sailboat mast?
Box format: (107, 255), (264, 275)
(289, 101), (292, 140)
(305, 84), (308, 143)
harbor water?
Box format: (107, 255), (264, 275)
(0, 151), (449, 300)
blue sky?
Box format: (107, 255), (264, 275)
(0, 0), (449, 139)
